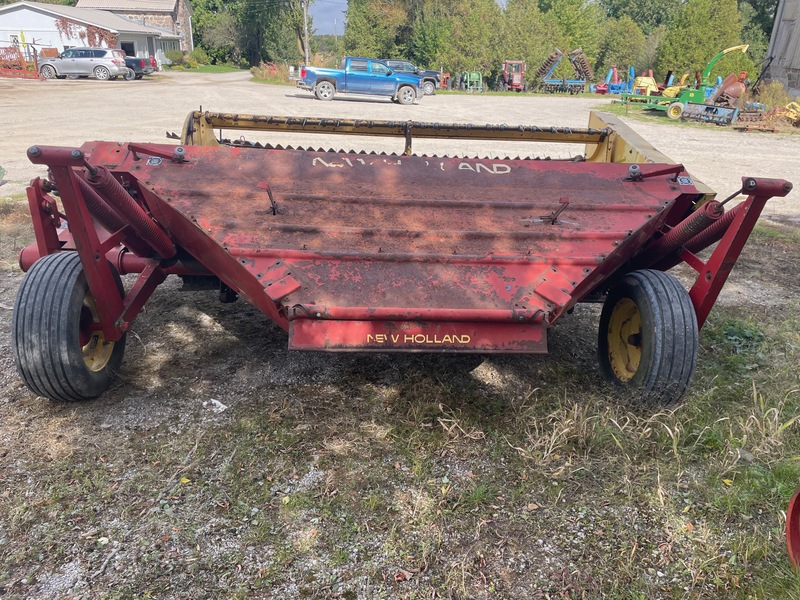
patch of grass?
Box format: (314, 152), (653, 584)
(0, 197), (32, 269)
(2, 233), (800, 597)
(753, 222), (800, 246)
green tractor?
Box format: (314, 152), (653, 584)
(621, 45), (749, 120)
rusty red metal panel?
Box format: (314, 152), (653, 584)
(74, 140), (702, 351)
(289, 320), (547, 352)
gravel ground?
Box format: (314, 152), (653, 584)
(1, 69), (797, 219)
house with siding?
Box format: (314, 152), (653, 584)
(76, 0), (193, 53)
(0, 1), (179, 61)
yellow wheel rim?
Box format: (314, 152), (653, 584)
(80, 292), (115, 372)
(607, 297), (642, 383)
(668, 105), (682, 119)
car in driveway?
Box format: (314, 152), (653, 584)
(382, 60), (440, 95)
(123, 55), (155, 80)
(39, 47), (128, 81)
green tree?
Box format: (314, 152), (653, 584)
(739, 1), (770, 63)
(409, 14), (452, 68)
(501, 0), (554, 70)
(738, 0), (778, 41)
(343, 0), (408, 58)
(441, 0), (503, 74)
(657, 0), (754, 79)
(595, 15), (646, 74)
(599, 0), (681, 33)
(545, 0), (604, 60)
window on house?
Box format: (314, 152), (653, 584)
(158, 40), (181, 52)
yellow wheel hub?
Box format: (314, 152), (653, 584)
(607, 297), (642, 383)
(81, 293), (115, 372)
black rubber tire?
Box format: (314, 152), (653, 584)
(315, 80), (335, 100)
(40, 65), (57, 79)
(123, 68), (136, 81)
(12, 252), (127, 402)
(421, 80), (435, 95)
(598, 269), (698, 408)
(94, 66), (111, 80)
(397, 85), (416, 105)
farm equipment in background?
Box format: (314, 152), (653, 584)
(622, 45), (750, 125)
(535, 48), (591, 94)
(460, 70), (484, 92)
(11, 110), (792, 409)
(497, 60), (526, 91)
(734, 101), (800, 132)
(0, 45), (41, 79)
(595, 66), (634, 95)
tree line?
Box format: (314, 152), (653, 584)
(338, 0), (774, 83)
(1, 0), (776, 83)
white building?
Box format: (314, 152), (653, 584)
(0, 1), (179, 60)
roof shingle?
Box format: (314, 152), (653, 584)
(76, 0), (177, 13)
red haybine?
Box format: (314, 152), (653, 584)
(12, 111), (792, 405)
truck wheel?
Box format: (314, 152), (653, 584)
(12, 252), (127, 402)
(315, 81), (335, 101)
(123, 68), (136, 81)
(667, 102), (684, 120)
(397, 86), (416, 105)
(598, 269), (698, 408)
(421, 80), (435, 95)
(40, 65), (57, 79)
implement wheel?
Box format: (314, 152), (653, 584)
(598, 270), (698, 407)
(667, 102), (684, 120)
(12, 253), (127, 402)
(315, 81), (335, 101)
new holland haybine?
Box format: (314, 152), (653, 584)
(11, 111), (791, 406)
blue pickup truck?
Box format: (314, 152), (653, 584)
(297, 57), (422, 105)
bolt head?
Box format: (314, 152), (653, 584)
(27, 146), (41, 157)
(70, 149), (83, 160)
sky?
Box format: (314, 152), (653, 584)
(309, 0), (349, 36)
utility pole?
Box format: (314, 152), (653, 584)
(301, 0), (310, 66)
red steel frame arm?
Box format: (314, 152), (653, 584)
(25, 146), (173, 342)
(681, 177), (792, 328)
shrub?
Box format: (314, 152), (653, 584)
(188, 48), (209, 65)
(758, 80), (793, 109)
(250, 61), (292, 85)
(164, 50), (184, 66)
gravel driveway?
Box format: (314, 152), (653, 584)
(1, 70), (797, 220)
